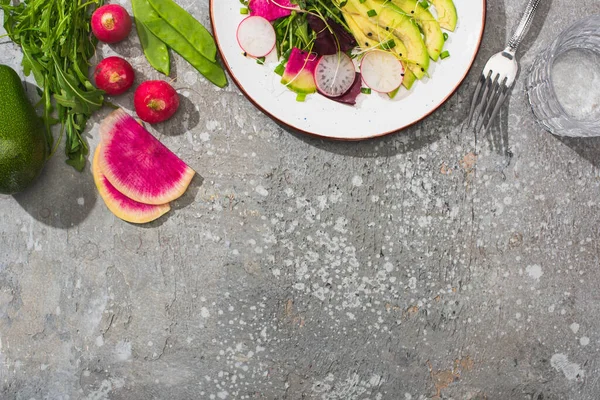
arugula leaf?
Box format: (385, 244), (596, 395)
(0, 0), (105, 171)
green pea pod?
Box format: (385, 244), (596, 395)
(147, 0), (217, 63)
(132, 0), (170, 75)
(144, 19), (227, 88)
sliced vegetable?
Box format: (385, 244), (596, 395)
(314, 52), (356, 97)
(281, 47), (319, 94)
(360, 50), (404, 93)
(248, 0), (295, 21)
(306, 14), (357, 56)
(236, 16), (277, 58)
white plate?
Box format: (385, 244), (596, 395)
(210, 0), (486, 140)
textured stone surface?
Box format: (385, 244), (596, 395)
(2, 1), (600, 399)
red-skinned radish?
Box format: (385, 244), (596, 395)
(93, 56), (135, 95)
(91, 4), (132, 43)
(314, 52), (356, 98)
(134, 80), (180, 124)
(360, 50), (404, 94)
(236, 16), (276, 58)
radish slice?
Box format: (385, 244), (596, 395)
(236, 16), (276, 58)
(314, 52), (356, 98)
(360, 50), (404, 94)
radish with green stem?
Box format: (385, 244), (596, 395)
(237, 16), (277, 58)
(360, 50), (404, 93)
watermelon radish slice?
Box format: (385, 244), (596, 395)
(314, 52), (356, 98)
(360, 50), (405, 94)
(248, 0), (295, 21)
(281, 47), (319, 94)
(236, 16), (276, 58)
(92, 144), (170, 224)
(98, 109), (195, 205)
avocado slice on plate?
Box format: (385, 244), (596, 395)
(343, 11), (417, 90)
(429, 0), (458, 31)
(390, 0), (445, 61)
(349, 0), (429, 79)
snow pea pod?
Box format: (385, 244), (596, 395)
(147, 0), (217, 63)
(144, 19), (227, 88)
(131, 0), (170, 75)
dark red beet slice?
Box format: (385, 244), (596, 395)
(307, 15), (357, 56)
(324, 73), (362, 106)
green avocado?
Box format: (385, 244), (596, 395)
(352, 0), (430, 79)
(343, 11), (417, 90)
(390, 0), (445, 61)
(0, 64), (47, 195)
(429, 0), (458, 32)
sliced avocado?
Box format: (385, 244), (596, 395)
(390, 0), (445, 60)
(429, 0), (457, 31)
(348, 0), (429, 79)
(343, 12), (417, 90)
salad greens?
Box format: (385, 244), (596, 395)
(1, 0), (105, 171)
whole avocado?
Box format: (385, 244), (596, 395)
(0, 64), (47, 194)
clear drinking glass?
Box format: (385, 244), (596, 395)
(526, 16), (600, 137)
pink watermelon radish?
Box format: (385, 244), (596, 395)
(281, 48), (319, 94)
(92, 144), (170, 224)
(237, 16), (277, 58)
(249, 0), (295, 21)
(98, 109), (195, 205)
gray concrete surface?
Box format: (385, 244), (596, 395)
(2, 0), (600, 399)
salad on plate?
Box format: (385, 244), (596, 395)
(235, 0), (458, 105)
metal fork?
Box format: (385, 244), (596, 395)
(467, 0), (541, 134)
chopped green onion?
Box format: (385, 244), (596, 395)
(388, 87), (400, 99)
(361, 87), (372, 94)
(440, 50), (450, 59)
(256, 56), (266, 65)
(274, 63), (286, 76)
(240, 7), (249, 14)
(418, 0), (429, 8)
(296, 93), (307, 102)
(380, 39), (396, 50)
(367, 9), (377, 17)
(359, 0), (366, 3)
(339, 0), (348, 6)
(443, 32), (449, 41)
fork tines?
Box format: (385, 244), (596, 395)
(467, 71), (511, 134)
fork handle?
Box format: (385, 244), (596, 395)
(506, 0), (541, 54)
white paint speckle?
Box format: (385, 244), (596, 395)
(255, 186), (269, 197)
(115, 340), (132, 361)
(272, 268), (280, 277)
(408, 277), (417, 290)
(199, 132), (210, 142)
(503, 196), (512, 205)
(551, 353), (584, 381)
(77, 197), (85, 206)
(525, 264), (543, 281)
(95, 336), (104, 347)
(570, 323), (580, 334)
(351, 175), (363, 187)
(580, 336), (590, 346)
(201, 307), (211, 318)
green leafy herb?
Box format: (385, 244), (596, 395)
(1, 0), (105, 171)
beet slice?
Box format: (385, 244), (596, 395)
(328, 73), (362, 105)
(307, 14), (357, 56)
